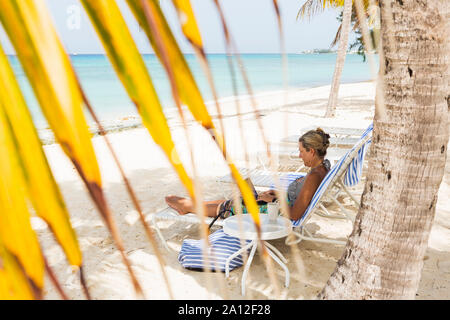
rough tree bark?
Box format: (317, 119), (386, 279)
(324, 0), (353, 118)
(319, 0), (449, 299)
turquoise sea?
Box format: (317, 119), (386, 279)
(8, 53), (377, 129)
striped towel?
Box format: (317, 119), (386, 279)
(178, 229), (251, 272)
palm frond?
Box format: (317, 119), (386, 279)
(0, 101), (44, 299)
(330, 23), (342, 48)
(297, 0), (324, 21)
(0, 0), (143, 298)
(0, 244), (36, 299)
(0, 43), (82, 270)
(132, 0), (262, 228)
(127, 0), (221, 146)
(297, 0), (340, 21)
(171, 0), (203, 52)
(169, 0), (228, 154)
(81, 0), (195, 200)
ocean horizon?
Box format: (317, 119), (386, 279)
(8, 53), (377, 130)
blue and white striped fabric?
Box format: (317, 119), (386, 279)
(292, 123), (373, 227)
(269, 172), (306, 189)
(343, 123), (373, 187)
(178, 229), (251, 272)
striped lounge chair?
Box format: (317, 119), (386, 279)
(286, 123), (373, 245)
(150, 124), (373, 249)
(175, 124), (373, 273)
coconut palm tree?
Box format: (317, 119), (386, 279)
(319, 0), (449, 299)
(324, 0), (353, 117)
(298, 0), (378, 117)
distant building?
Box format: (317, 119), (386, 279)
(297, 49), (337, 54)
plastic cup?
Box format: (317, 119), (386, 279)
(267, 202), (279, 223)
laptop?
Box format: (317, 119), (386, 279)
(208, 177), (268, 230)
(244, 177), (267, 205)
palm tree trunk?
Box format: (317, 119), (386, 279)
(319, 0), (449, 299)
(324, 0), (353, 117)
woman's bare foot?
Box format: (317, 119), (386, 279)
(165, 195), (194, 215)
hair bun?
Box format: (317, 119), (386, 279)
(316, 128), (330, 145)
(299, 127), (330, 158)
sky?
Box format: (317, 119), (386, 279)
(0, 0), (345, 54)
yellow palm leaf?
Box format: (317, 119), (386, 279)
(129, 0), (226, 178)
(0, 44), (82, 268)
(228, 165), (261, 226)
(0, 1), (144, 297)
(0, 104), (44, 295)
(0, 1), (101, 189)
(80, 0), (195, 199)
(129, 0), (261, 226)
(162, 0), (226, 147)
(171, 0), (203, 50)
(126, 0), (215, 132)
(0, 244), (36, 300)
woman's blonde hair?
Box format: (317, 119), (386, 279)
(299, 128), (330, 158)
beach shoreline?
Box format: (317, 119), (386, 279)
(37, 81), (449, 300)
(36, 79), (373, 146)
(36, 85), (306, 145)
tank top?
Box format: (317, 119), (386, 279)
(287, 159), (331, 206)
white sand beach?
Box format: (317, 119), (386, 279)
(36, 81), (450, 300)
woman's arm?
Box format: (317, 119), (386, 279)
(288, 172), (322, 221)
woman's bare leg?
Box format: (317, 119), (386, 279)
(165, 195), (224, 217)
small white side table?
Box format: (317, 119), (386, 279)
(223, 214), (292, 295)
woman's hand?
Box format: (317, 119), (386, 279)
(257, 190), (276, 202)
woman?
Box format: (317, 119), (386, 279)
(165, 128), (331, 222)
